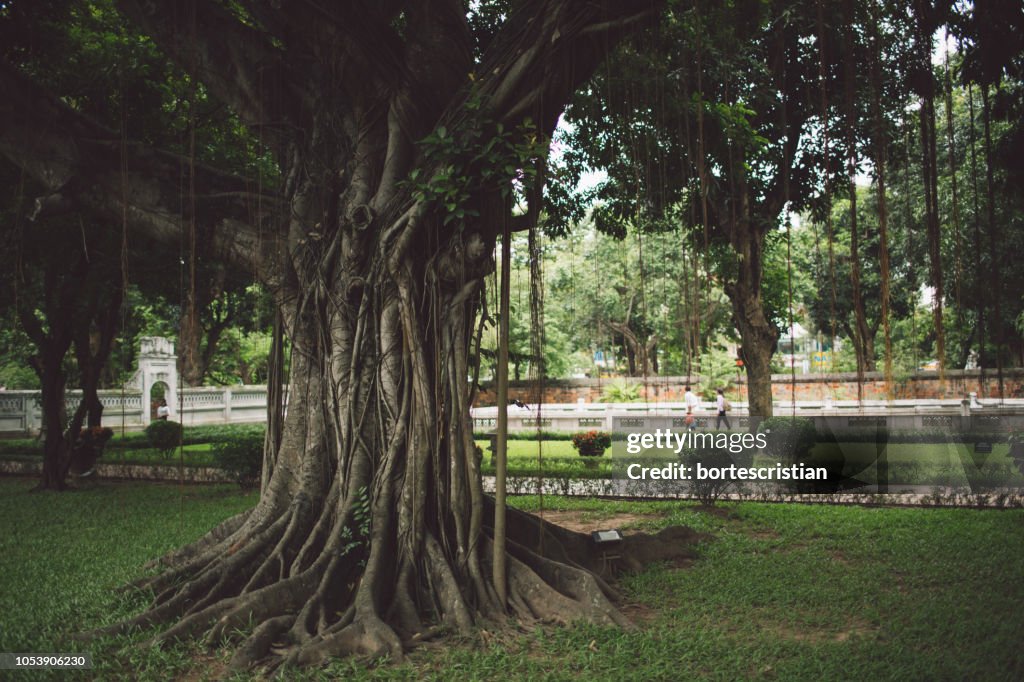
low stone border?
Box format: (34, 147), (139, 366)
(4, 459), (1019, 506)
(482, 476), (1024, 508)
(0, 458), (232, 483)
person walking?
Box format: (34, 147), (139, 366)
(715, 388), (731, 430)
(684, 384), (699, 431)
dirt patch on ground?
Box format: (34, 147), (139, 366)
(619, 601), (660, 625)
(533, 510), (658, 534)
(618, 525), (709, 572)
(761, 618), (878, 644)
(692, 504), (738, 520)
(177, 654), (228, 682)
(745, 528), (782, 540)
(532, 510), (708, 574)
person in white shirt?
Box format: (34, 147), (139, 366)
(715, 388), (731, 430)
(683, 384), (699, 431)
(156, 398), (170, 421)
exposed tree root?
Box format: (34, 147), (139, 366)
(100, 489), (703, 675)
(286, 614), (405, 669)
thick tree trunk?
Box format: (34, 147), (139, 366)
(17, 252), (86, 491)
(178, 291), (207, 387)
(606, 321), (657, 377)
(38, 349), (72, 490)
(95, 187), (629, 668)
(3, 0), (668, 667)
(724, 220), (777, 420)
(73, 285), (122, 429)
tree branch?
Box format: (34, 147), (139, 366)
(0, 60), (281, 279)
(116, 0), (294, 147)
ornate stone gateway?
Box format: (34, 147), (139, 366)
(127, 337), (178, 427)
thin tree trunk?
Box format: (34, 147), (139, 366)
(38, 346), (72, 490)
(980, 84), (1004, 398)
(843, 0), (870, 398)
(493, 218), (511, 608)
(816, 0), (839, 372)
(943, 32), (964, 330)
(869, 3), (894, 397)
(914, 0), (946, 379)
(966, 81), (986, 391)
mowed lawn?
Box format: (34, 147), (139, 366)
(0, 478), (1022, 680)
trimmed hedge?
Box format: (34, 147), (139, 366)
(212, 431), (264, 489)
(145, 420), (183, 459)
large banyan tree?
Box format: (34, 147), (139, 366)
(1, 0), (668, 671)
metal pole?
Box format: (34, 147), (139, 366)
(493, 221), (511, 608)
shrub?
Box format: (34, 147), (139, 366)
(571, 430), (612, 457)
(757, 417), (817, 461)
(212, 432), (264, 489)
(682, 447), (736, 505)
(600, 380), (643, 403)
(145, 420), (183, 459)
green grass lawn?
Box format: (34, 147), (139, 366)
(1, 478), (1022, 680)
(101, 442), (218, 466)
(476, 439), (579, 459)
(0, 478), (258, 680)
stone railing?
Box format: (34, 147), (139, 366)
(470, 398), (1024, 433)
(0, 386), (270, 435)
(4, 386), (1023, 437)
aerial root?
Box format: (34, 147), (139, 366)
(286, 614), (404, 669)
(290, 480), (340, 574)
(424, 534), (475, 635)
(228, 614), (295, 672)
(507, 538), (627, 623)
(495, 538), (630, 629)
(149, 598), (239, 647)
(241, 505), (311, 594)
(389, 563), (425, 636)
(205, 571), (319, 645)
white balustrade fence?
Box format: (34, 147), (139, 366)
(3, 389), (1023, 436)
(470, 398), (1024, 434)
(0, 386), (270, 435)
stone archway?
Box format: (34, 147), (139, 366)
(149, 381), (171, 421)
(135, 337), (178, 426)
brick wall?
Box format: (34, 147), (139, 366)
(474, 369), (1024, 406)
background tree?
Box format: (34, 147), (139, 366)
(1, 0), (665, 668)
(797, 188), (917, 372)
(557, 0), (855, 418)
